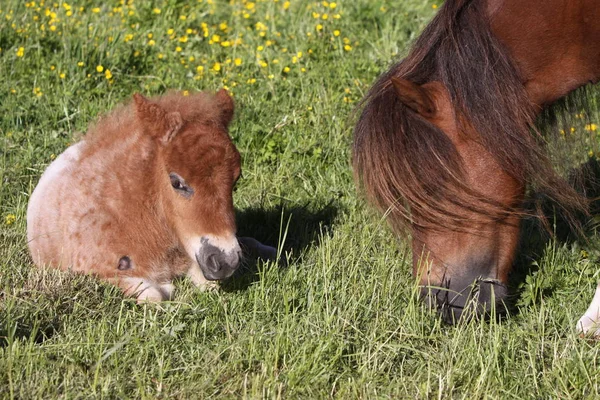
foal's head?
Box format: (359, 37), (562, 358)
(134, 90), (242, 281)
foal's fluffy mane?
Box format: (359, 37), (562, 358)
(353, 0), (587, 234)
(81, 90), (226, 147)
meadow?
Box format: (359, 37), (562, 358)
(1, 0), (600, 398)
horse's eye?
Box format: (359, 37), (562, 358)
(169, 173), (194, 197)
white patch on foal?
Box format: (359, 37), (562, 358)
(121, 277), (171, 303)
(577, 282), (600, 337)
(27, 142), (84, 234)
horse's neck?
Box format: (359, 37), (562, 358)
(489, 0), (600, 107)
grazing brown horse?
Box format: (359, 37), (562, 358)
(27, 90), (275, 302)
(354, 0), (600, 329)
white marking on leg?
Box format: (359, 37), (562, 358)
(159, 282), (175, 300)
(121, 277), (164, 303)
(577, 282), (600, 336)
(187, 265), (219, 291)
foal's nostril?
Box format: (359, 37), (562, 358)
(195, 237), (241, 280)
(208, 254), (220, 272)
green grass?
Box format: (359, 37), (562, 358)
(2, 0), (600, 398)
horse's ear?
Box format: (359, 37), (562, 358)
(215, 89), (235, 128)
(390, 77), (436, 118)
(133, 93), (183, 144)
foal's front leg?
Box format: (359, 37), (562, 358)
(577, 283), (600, 337)
(116, 277), (174, 303)
(186, 264), (220, 291)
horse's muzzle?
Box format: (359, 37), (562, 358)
(196, 237), (241, 281)
(420, 276), (508, 324)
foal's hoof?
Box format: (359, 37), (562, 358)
(238, 236), (284, 265)
(197, 281), (220, 292)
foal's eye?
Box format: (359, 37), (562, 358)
(169, 173), (194, 197)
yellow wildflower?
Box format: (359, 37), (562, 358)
(16, 47), (24, 57)
(96, 65), (104, 72)
(4, 214), (16, 225)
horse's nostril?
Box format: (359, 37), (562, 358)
(421, 277), (508, 324)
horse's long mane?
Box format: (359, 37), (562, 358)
(353, 0), (587, 234)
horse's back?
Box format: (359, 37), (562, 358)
(27, 141), (85, 268)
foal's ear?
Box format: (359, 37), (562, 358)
(215, 89), (235, 128)
(133, 94), (183, 144)
(390, 77), (436, 118)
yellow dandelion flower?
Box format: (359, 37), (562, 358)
(344, 44), (352, 51)
(234, 58), (242, 66)
(4, 214), (16, 225)
(152, 8), (161, 14)
(197, 65), (205, 73)
(50, 65), (56, 71)
(283, 1), (290, 10)
(16, 47), (24, 57)
(432, 4), (438, 9)
(316, 24), (323, 31)
(175, 46), (182, 52)
(585, 124), (598, 131)
(283, 66), (290, 73)
(179, 15), (187, 21)
(148, 39), (156, 46)
(183, 90), (189, 96)
(333, 30), (340, 36)
(212, 62), (221, 72)
(221, 41), (231, 47)
(92, 7), (100, 13)
(96, 65), (104, 72)
(59, 72), (66, 79)
(167, 28), (175, 36)
(329, 2), (337, 9)
(105, 69), (112, 79)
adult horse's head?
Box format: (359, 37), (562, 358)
(353, 0), (587, 322)
(134, 90), (242, 281)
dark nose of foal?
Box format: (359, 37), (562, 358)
(421, 274), (508, 324)
(196, 238), (242, 281)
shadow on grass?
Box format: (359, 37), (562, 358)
(508, 157), (600, 312)
(221, 201), (341, 292)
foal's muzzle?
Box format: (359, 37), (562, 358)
(421, 276), (508, 324)
(196, 237), (242, 281)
